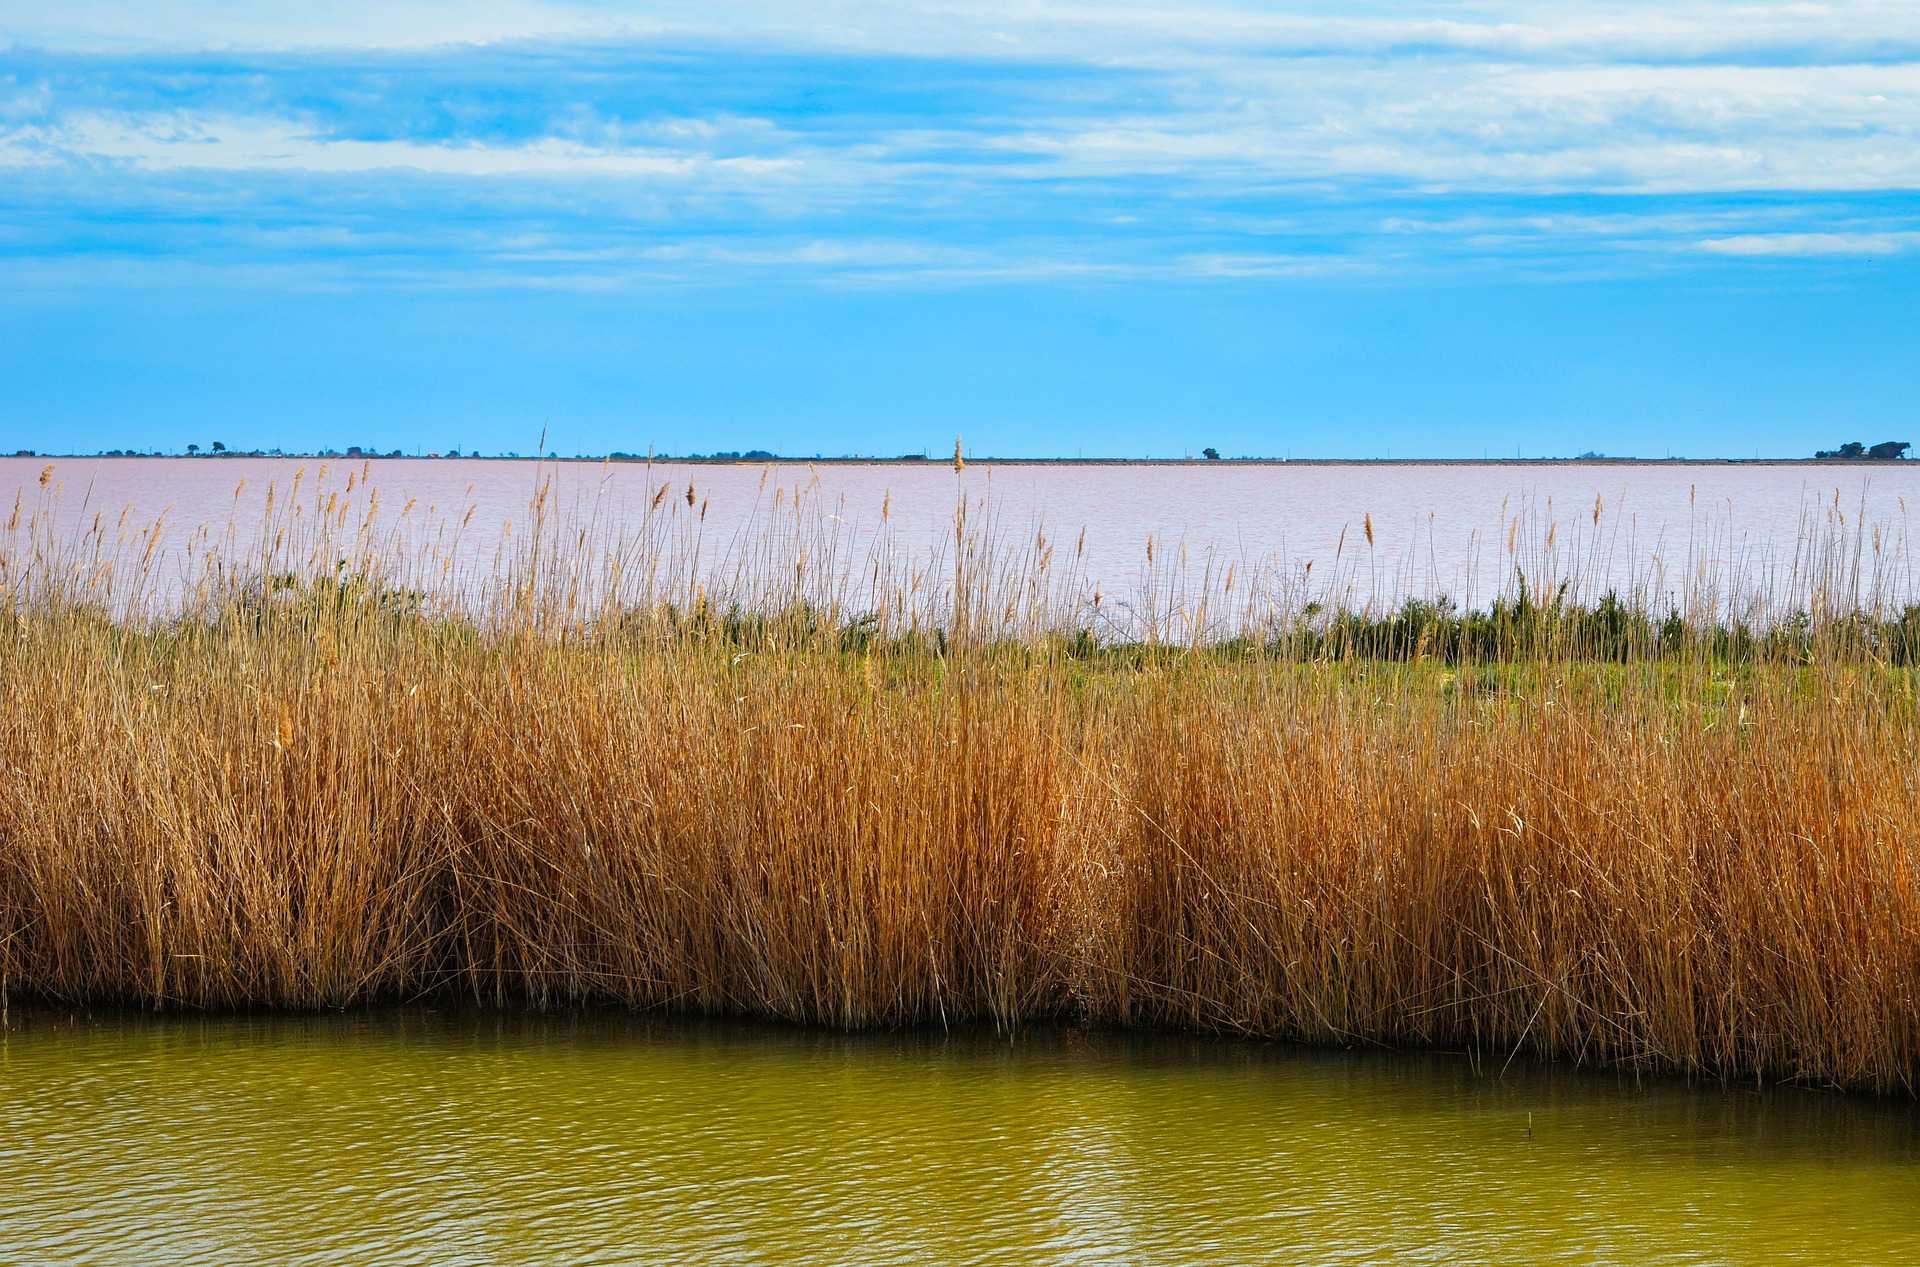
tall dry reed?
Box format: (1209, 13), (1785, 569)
(1, 463), (1917, 1093)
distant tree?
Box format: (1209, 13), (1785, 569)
(210, 440), (226, 453)
(1812, 440), (1914, 460)
(187, 443), (200, 455)
(1202, 447), (1221, 460)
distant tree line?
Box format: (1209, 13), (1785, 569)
(21, 439), (1916, 464)
(1816, 440), (1910, 460)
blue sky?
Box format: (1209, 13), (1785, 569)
(2, 2), (1916, 458)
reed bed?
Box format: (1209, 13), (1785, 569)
(2, 463), (1918, 1093)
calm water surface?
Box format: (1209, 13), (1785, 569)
(5, 458), (1920, 612)
(3, 1010), (1916, 1265)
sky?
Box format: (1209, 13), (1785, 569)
(1, 1), (1916, 459)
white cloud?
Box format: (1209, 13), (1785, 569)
(1699, 230), (1920, 255)
(1181, 251), (1367, 278)
(0, 2), (656, 52)
(1, 112), (803, 180)
(9, 5), (1920, 197)
(10, 2), (1920, 63)
(5, 1), (1919, 291)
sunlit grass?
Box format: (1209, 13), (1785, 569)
(2, 461), (1917, 1093)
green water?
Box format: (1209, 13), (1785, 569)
(3, 1011), (1916, 1265)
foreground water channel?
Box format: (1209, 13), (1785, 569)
(3, 1010), (1916, 1264)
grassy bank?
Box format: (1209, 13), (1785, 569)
(2, 466), (1917, 1093)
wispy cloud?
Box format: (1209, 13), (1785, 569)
(1699, 230), (1920, 256)
(11, 2), (1920, 65)
(3, 111), (805, 180)
(1, 4), (1917, 291)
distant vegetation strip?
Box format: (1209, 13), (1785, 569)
(7, 439), (1913, 464)
(2, 472), (1918, 1094)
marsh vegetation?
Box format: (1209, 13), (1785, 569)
(3, 461), (1918, 1092)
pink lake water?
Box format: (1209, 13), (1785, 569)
(4, 458), (1917, 622)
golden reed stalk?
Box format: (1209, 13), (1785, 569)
(0, 469), (1916, 1093)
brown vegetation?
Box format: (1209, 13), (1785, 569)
(1, 464), (1916, 1093)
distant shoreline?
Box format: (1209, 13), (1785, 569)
(6, 454), (1916, 468)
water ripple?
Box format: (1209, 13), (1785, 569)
(3, 1012), (1917, 1265)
